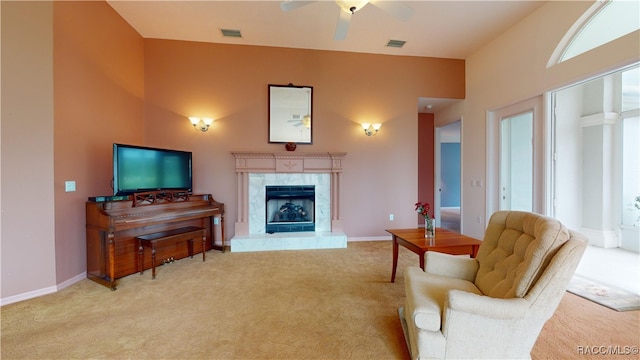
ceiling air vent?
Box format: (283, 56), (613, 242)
(221, 29), (242, 38)
(386, 39), (406, 48)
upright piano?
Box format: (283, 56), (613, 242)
(86, 191), (224, 290)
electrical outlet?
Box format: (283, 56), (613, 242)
(476, 216), (482, 224)
(389, 214), (394, 221)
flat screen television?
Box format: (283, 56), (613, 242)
(113, 143), (192, 196)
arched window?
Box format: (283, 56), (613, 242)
(547, 0), (639, 68)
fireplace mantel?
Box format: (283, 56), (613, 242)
(231, 151), (346, 173)
(231, 151), (347, 252)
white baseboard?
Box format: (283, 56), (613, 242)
(580, 227), (619, 248)
(347, 236), (391, 242)
(1, 285), (57, 307)
(1, 272), (85, 307)
(57, 272), (86, 291)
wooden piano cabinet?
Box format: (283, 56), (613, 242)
(85, 193), (224, 290)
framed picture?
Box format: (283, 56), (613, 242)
(268, 84), (313, 144)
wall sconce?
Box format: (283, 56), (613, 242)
(188, 117), (214, 132)
(361, 123), (382, 136)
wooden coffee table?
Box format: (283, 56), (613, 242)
(387, 227), (482, 282)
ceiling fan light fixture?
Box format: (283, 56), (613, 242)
(336, 0), (369, 14)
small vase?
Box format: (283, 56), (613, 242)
(424, 218), (435, 239)
(285, 142), (297, 151)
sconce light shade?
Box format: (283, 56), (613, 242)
(362, 123), (381, 136)
(189, 117), (214, 132)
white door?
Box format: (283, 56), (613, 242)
(487, 96), (544, 218)
(500, 111), (533, 211)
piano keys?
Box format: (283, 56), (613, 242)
(85, 192), (224, 290)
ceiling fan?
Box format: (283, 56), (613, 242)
(288, 114), (311, 128)
(280, 0), (414, 41)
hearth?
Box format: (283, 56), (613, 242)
(266, 185), (315, 233)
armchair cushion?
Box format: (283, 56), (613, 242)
(446, 290), (530, 319)
(405, 266), (482, 331)
(474, 211), (570, 298)
(424, 251), (479, 282)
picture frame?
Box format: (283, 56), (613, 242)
(268, 84), (313, 144)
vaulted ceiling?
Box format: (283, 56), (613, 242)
(107, 0), (546, 112)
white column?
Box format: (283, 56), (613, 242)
(580, 112), (619, 247)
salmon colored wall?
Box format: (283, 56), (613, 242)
(418, 113), (435, 225)
(2, 1), (462, 301)
(53, 2), (144, 283)
(144, 40), (463, 239)
(1, 1), (56, 300)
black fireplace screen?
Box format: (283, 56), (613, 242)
(265, 185), (315, 233)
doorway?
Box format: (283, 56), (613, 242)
(487, 96), (544, 217)
(500, 111), (533, 211)
(436, 120), (461, 232)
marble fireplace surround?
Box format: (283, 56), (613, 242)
(230, 151), (347, 252)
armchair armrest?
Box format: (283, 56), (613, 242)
(425, 251), (479, 281)
(447, 289), (530, 319)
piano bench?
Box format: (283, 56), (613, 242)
(136, 226), (206, 279)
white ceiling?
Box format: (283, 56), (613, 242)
(107, 0), (545, 112)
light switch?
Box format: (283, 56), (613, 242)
(65, 181), (76, 192)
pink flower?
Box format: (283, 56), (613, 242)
(414, 202), (433, 219)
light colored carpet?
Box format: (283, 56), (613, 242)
(1, 241), (638, 359)
(567, 274), (640, 312)
(2, 242), (412, 359)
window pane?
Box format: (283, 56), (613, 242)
(561, 0), (639, 63)
(622, 116), (640, 227)
(500, 111), (533, 211)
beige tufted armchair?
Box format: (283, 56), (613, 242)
(399, 211), (587, 360)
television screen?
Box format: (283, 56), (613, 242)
(113, 143), (192, 196)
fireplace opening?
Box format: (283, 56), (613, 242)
(266, 185), (315, 233)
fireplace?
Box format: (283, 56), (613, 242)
(249, 173), (328, 234)
(230, 151), (347, 252)
(266, 185), (315, 233)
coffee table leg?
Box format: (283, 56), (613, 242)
(391, 235), (399, 283)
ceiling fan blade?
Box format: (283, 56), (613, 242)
(370, 1), (413, 22)
(334, 10), (351, 41)
(280, 1), (316, 12)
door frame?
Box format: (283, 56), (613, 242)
(435, 119), (462, 231)
(486, 96), (546, 217)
